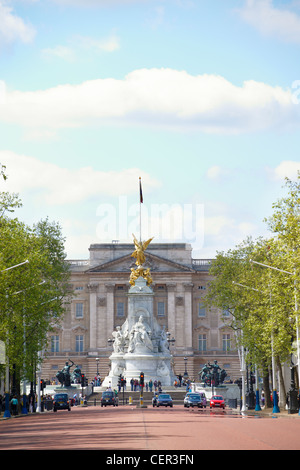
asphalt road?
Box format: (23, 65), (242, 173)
(1, 405), (300, 454)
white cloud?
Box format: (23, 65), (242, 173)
(41, 45), (76, 62)
(0, 150), (160, 205)
(0, 1), (36, 44)
(41, 33), (120, 62)
(75, 33), (120, 52)
(268, 160), (300, 180)
(237, 0), (300, 44)
(0, 68), (297, 136)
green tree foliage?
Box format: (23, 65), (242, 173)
(0, 168), (71, 385)
(205, 174), (300, 397)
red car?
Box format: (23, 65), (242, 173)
(210, 395), (225, 409)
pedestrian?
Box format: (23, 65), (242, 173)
(149, 379), (153, 392)
(11, 396), (18, 415)
(130, 378), (134, 391)
(29, 395), (34, 413)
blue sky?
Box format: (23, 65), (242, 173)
(1, 0), (300, 260)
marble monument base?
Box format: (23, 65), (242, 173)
(102, 351), (175, 388)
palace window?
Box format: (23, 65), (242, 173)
(75, 302), (84, 318)
(157, 301), (165, 317)
(117, 302), (125, 317)
(198, 334), (207, 351)
(76, 335), (84, 352)
(51, 335), (59, 353)
(222, 334), (231, 351)
(198, 303), (206, 317)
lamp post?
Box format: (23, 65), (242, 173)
(250, 259), (299, 414)
(13, 280), (46, 415)
(2, 260), (29, 418)
(235, 275), (279, 413)
(183, 357), (188, 378)
(96, 358), (99, 385)
(232, 282), (258, 412)
(255, 366), (262, 411)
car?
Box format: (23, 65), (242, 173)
(156, 394), (173, 407)
(100, 391), (118, 407)
(184, 392), (206, 407)
(183, 392), (194, 407)
(53, 393), (71, 412)
(184, 393), (204, 408)
(198, 392), (207, 408)
(210, 395), (225, 409)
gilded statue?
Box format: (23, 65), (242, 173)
(131, 234), (154, 266)
(129, 266), (152, 286)
(130, 234), (154, 286)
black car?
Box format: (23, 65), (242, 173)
(184, 393), (202, 408)
(156, 394), (173, 407)
(100, 391), (118, 407)
(53, 393), (71, 412)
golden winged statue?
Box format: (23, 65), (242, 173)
(131, 234), (154, 267)
(130, 234), (154, 286)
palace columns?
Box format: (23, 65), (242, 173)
(88, 283), (98, 351)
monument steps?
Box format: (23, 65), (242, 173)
(88, 388), (188, 405)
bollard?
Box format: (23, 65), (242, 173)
(129, 396), (132, 405)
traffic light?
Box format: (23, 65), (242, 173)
(140, 372), (144, 387)
(40, 379), (46, 390)
(81, 374), (85, 386)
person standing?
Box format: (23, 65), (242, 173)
(11, 396), (18, 415)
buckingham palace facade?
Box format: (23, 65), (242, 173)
(41, 242), (240, 384)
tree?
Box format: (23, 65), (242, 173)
(204, 173), (300, 407)
(0, 171), (71, 394)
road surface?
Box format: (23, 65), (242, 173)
(1, 405), (300, 454)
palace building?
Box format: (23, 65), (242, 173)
(41, 242), (240, 384)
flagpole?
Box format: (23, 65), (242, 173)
(139, 177), (143, 243)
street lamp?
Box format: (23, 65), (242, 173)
(234, 277), (279, 413)
(1, 259), (29, 273)
(250, 259), (299, 415)
(166, 331), (175, 348)
(183, 357), (188, 378)
(232, 282), (258, 412)
(2, 260), (29, 418)
(96, 358), (99, 385)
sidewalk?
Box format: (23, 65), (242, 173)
(234, 407), (300, 418)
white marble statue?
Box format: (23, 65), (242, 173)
(128, 315), (153, 353)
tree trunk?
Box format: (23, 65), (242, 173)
(276, 357), (286, 409)
(262, 366), (272, 408)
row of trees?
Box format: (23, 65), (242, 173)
(0, 164), (72, 394)
(204, 174), (300, 408)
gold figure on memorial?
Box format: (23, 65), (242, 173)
(129, 233), (154, 286)
(131, 234), (154, 266)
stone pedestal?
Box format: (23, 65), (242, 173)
(102, 277), (176, 388)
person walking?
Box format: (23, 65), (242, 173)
(11, 396), (18, 415)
